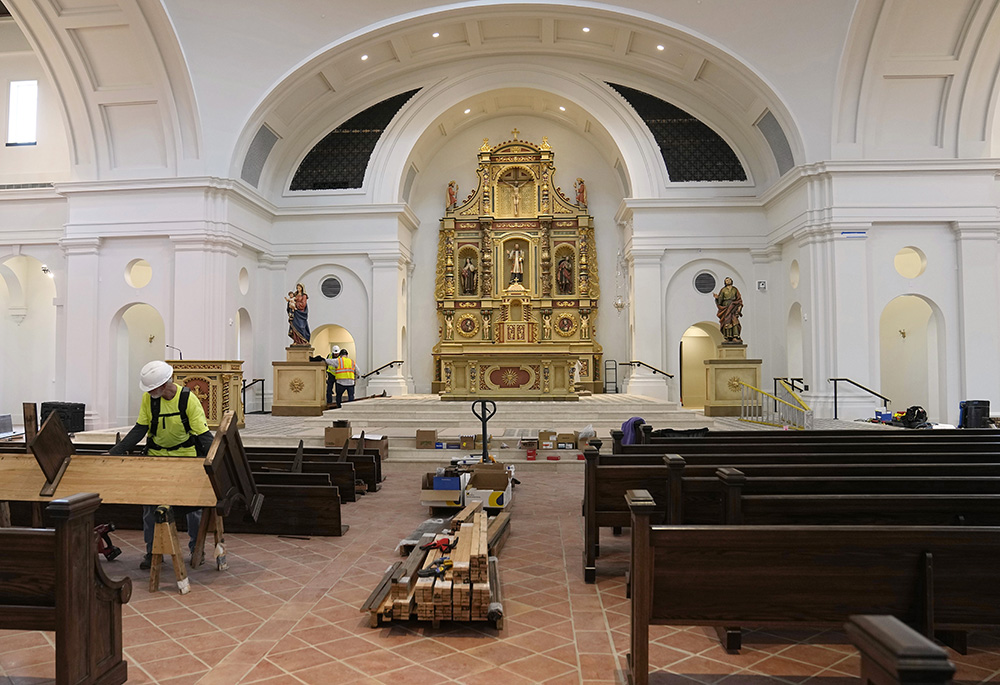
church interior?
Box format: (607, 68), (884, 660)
(3, 0), (1000, 682)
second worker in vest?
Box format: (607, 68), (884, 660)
(109, 360), (214, 570)
(332, 348), (357, 408)
(324, 345), (341, 407)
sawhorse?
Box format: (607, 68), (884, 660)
(148, 505), (227, 594)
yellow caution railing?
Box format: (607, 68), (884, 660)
(738, 379), (813, 429)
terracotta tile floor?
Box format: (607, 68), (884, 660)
(2, 463), (999, 684)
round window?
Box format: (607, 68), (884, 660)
(894, 246), (927, 279)
(125, 259), (152, 288)
(694, 272), (716, 294)
(321, 277), (342, 298)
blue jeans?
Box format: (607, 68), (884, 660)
(143, 505), (202, 555)
(326, 374), (336, 404)
(336, 383), (355, 407)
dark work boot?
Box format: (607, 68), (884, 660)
(139, 553), (152, 570)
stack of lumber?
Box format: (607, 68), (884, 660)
(362, 502), (509, 628)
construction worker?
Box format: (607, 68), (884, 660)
(109, 360), (213, 569)
(332, 347), (357, 408)
(324, 345), (340, 406)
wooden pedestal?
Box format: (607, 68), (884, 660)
(271, 346), (327, 416)
(703, 344), (762, 417)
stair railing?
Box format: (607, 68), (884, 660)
(620, 360), (674, 379)
(360, 360), (404, 380)
(828, 378), (890, 420)
(738, 379), (814, 430)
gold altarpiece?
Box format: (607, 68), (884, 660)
(432, 132), (602, 400)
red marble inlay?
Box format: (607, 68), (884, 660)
(489, 367), (530, 388)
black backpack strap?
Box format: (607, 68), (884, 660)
(150, 396), (161, 437)
(178, 387), (192, 434)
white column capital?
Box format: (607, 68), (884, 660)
(951, 221), (1000, 239)
(59, 236), (101, 256)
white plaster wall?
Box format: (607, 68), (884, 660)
(0, 255), (57, 415)
(0, 33), (71, 184)
(406, 113), (628, 393)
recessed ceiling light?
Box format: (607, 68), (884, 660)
(464, 108), (471, 114)
(559, 106), (566, 111)
(361, 54), (369, 61)
(657, 44), (665, 51)
(582, 27), (590, 33)
(432, 32), (440, 38)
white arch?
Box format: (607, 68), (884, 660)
(234, 3), (803, 197)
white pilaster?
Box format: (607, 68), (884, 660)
(367, 253), (409, 396)
(953, 222), (1000, 403)
(60, 237), (102, 428)
(171, 234), (241, 359)
(622, 248), (670, 399)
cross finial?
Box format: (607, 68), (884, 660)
(511, 128), (519, 140)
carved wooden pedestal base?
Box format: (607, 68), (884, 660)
(703, 344), (762, 417)
(271, 346), (327, 416)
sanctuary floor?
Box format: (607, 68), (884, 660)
(2, 463), (999, 685)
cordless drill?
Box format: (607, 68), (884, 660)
(95, 522), (122, 561)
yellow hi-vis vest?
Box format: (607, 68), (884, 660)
(334, 357), (356, 381)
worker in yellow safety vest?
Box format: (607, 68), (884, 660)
(332, 348), (357, 408)
(324, 345), (340, 406)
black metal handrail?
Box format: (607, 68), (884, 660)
(360, 360), (404, 380)
(774, 377), (808, 412)
(242, 378), (266, 414)
(621, 360), (674, 379)
(829, 377), (890, 419)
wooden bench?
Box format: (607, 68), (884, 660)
(847, 615), (956, 685)
(582, 450), (1000, 581)
(0, 492), (131, 685)
(625, 489), (1000, 683)
(618, 426), (1000, 449)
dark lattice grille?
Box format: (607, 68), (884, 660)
(290, 89), (420, 191)
(321, 277), (342, 298)
(608, 83), (747, 182)
(694, 272), (716, 294)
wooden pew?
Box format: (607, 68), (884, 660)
(223, 483), (348, 536)
(582, 451), (1000, 581)
(250, 460), (359, 502)
(0, 492), (131, 685)
(846, 615), (956, 685)
(625, 489), (1000, 684)
(623, 426), (1000, 448)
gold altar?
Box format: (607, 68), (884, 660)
(432, 132), (602, 400)
(171, 360), (245, 428)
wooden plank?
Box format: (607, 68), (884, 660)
(0, 453), (217, 506)
(450, 500), (483, 531)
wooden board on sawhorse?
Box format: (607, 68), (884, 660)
(0, 409), (262, 594)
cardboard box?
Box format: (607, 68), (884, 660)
(526, 448), (537, 460)
(434, 475), (462, 490)
(324, 425), (352, 447)
(445, 442), (460, 449)
(349, 434), (388, 460)
(460, 435), (476, 450)
(556, 431), (579, 446)
(464, 464), (513, 509)
(435, 441), (444, 449)
(540, 440), (554, 450)
(416, 429), (437, 449)
(538, 430), (557, 444)
(518, 437), (538, 449)
(420, 472), (466, 506)
(578, 437), (596, 450)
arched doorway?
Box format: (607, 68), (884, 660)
(879, 295), (943, 421)
(311, 324), (357, 361)
(679, 322), (724, 408)
(113, 303), (165, 426)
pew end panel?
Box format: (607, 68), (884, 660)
(0, 492), (132, 685)
(846, 614), (956, 685)
(204, 412), (262, 521)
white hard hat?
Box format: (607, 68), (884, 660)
(139, 360), (173, 392)
(331, 345), (340, 356)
